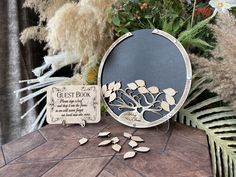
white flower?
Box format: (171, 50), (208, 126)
(209, 0), (236, 13)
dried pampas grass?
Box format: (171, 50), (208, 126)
(47, 0), (116, 84)
(47, 0), (115, 60)
(20, 26), (47, 45)
(23, 0), (73, 23)
(21, 0), (117, 85)
(21, 0), (74, 46)
(191, 13), (236, 109)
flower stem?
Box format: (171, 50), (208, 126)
(191, 0), (197, 27)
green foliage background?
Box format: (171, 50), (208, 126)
(108, 0), (214, 54)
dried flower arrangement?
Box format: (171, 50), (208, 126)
(16, 0), (236, 176)
(191, 13), (236, 109)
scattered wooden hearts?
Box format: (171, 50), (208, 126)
(124, 132), (132, 139)
(79, 138), (88, 145)
(112, 144), (122, 152)
(111, 137), (119, 144)
(124, 151), (136, 160)
(98, 139), (112, 146)
(134, 147), (150, 152)
(131, 136), (144, 142)
(128, 140), (138, 148)
(98, 132), (111, 137)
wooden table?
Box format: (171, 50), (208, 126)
(0, 116), (212, 177)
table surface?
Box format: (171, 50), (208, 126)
(0, 115), (212, 177)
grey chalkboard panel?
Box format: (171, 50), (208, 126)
(98, 29), (192, 128)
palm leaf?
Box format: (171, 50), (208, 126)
(174, 74), (236, 177)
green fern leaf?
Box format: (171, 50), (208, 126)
(185, 38), (213, 50)
(174, 75), (236, 177)
(178, 16), (212, 43)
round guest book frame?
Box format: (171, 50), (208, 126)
(98, 29), (192, 128)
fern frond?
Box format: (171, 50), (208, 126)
(178, 16), (212, 43)
(187, 38), (213, 50)
(174, 75), (236, 177)
(178, 15), (214, 50)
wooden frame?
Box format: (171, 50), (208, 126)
(98, 29), (192, 128)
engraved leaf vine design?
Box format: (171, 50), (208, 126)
(102, 80), (177, 123)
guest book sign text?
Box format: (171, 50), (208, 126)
(46, 85), (100, 125)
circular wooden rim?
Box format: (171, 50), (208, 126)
(98, 29), (192, 128)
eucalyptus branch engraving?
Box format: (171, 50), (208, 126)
(102, 80), (177, 123)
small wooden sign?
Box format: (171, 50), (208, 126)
(46, 85), (100, 125)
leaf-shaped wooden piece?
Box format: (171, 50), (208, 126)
(104, 90), (112, 98)
(127, 83), (138, 90)
(79, 138), (88, 145)
(98, 132), (111, 137)
(134, 147), (150, 152)
(111, 137), (119, 144)
(138, 87), (149, 94)
(124, 132), (132, 139)
(163, 88), (177, 96)
(112, 144), (121, 152)
(113, 82), (121, 91)
(98, 139), (112, 146)
(161, 101), (170, 112)
(124, 151), (136, 160)
(166, 95), (175, 105)
(102, 85), (107, 94)
(128, 140), (138, 148)
(148, 86), (159, 94)
(108, 81), (115, 90)
(131, 136), (144, 142)
(109, 92), (116, 102)
(135, 80), (145, 87)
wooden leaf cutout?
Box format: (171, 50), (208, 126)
(127, 83), (138, 90)
(135, 80), (145, 87)
(124, 132), (132, 139)
(148, 86), (159, 94)
(134, 147), (150, 152)
(79, 138), (88, 145)
(109, 92), (116, 102)
(165, 95), (175, 105)
(163, 88), (177, 96)
(138, 87), (149, 94)
(102, 85), (107, 94)
(98, 139), (112, 146)
(111, 137), (119, 144)
(98, 132), (111, 137)
(113, 82), (121, 91)
(108, 81), (115, 90)
(112, 144), (121, 152)
(124, 151), (136, 160)
(104, 90), (112, 98)
(161, 101), (170, 112)
(128, 140), (138, 148)
(131, 136), (144, 142)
